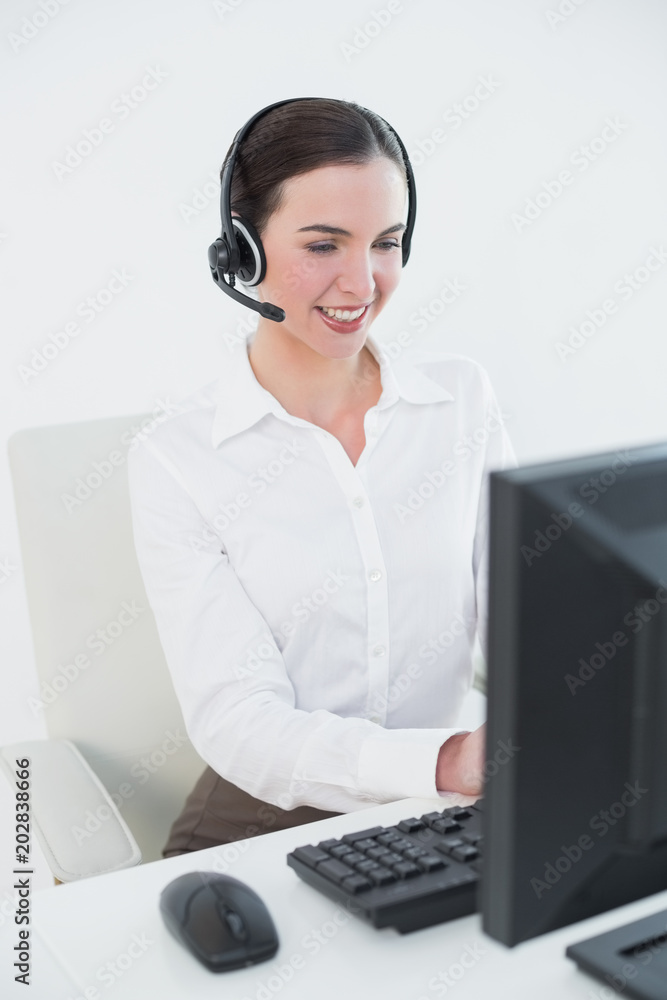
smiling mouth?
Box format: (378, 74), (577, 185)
(316, 304), (369, 322)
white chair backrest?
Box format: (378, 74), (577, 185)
(8, 416), (205, 862)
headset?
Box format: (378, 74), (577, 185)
(207, 97), (417, 323)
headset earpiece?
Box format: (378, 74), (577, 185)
(232, 217), (266, 286)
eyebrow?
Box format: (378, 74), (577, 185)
(296, 223), (406, 238)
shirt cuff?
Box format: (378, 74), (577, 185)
(356, 728), (468, 802)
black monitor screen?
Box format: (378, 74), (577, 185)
(482, 443), (667, 947)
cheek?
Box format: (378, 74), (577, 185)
(377, 256), (403, 298)
(280, 254), (337, 301)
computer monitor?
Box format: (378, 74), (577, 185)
(482, 441), (667, 947)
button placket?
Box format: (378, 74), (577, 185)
(313, 432), (391, 724)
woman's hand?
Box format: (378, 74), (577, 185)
(435, 723), (486, 797)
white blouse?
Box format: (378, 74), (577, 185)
(127, 330), (516, 814)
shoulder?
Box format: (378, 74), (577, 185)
(126, 378), (220, 472)
(389, 343), (499, 406)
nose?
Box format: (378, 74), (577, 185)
(334, 246), (376, 302)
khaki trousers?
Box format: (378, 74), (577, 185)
(163, 765), (342, 857)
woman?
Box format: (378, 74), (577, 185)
(128, 97), (515, 856)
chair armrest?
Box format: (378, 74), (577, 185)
(0, 739), (141, 882)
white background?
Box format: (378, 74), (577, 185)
(1, 0), (666, 931)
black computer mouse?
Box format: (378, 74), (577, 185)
(159, 871), (279, 972)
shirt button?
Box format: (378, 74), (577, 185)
(369, 715), (382, 725)
(372, 644), (386, 657)
(369, 570), (382, 582)
(352, 496), (365, 508)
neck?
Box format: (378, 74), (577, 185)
(247, 321), (380, 423)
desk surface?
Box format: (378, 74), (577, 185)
(17, 796), (667, 1000)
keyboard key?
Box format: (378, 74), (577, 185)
(317, 859), (355, 883)
(397, 817), (425, 833)
(417, 855), (446, 872)
(381, 852), (404, 866)
(292, 846), (330, 868)
(355, 838), (380, 852)
(342, 850), (366, 866)
(434, 838), (465, 858)
(341, 874), (372, 894)
(368, 868), (397, 886)
(329, 844), (354, 859)
(462, 832), (483, 845)
(402, 847), (425, 861)
(318, 838), (339, 850)
(376, 831), (400, 846)
(342, 827), (384, 844)
(420, 812), (446, 827)
(448, 807), (472, 818)
(392, 862), (420, 879)
(391, 838), (414, 852)
(354, 859), (380, 875)
(366, 846), (390, 860)
(451, 845), (479, 863)
(431, 818), (461, 835)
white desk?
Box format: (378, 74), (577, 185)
(17, 796), (667, 1000)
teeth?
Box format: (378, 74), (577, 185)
(319, 305), (366, 321)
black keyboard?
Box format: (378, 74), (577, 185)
(286, 802), (483, 934)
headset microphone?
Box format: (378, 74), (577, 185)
(208, 97), (416, 323)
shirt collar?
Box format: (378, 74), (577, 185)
(211, 328), (454, 448)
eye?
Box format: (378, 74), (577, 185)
(375, 240), (401, 251)
(306, 243), (336, 254)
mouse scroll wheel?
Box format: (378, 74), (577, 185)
(220, 905), (247, 942)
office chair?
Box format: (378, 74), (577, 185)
(1, 415), (207, 882)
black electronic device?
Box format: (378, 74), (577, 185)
(286, 802), (482, 934)
(482, 441), (667, 947)
(566, 906), (667, 1000)
(208, 97), (417, 322)
(159, 871), (279, 972)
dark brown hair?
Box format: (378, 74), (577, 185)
(221, 98), (407, 236)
